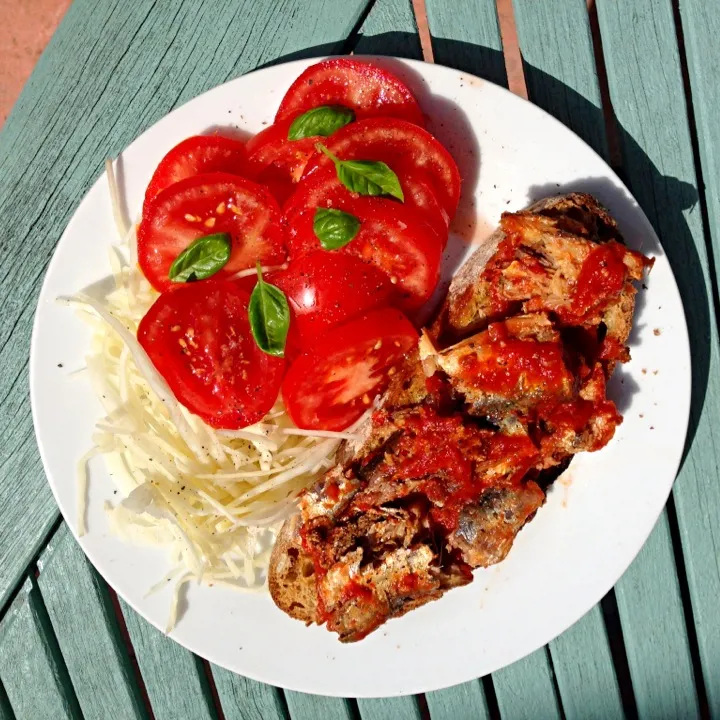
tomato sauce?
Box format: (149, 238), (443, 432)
(456, 322), (572, 397)
(565, 242), (628, 319)
(369, 407), (540, 532)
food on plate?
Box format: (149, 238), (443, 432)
(282, 308), (419, 431)
(71, 58), (461, 626)
(137, 281), (285, 429)
(271, 252), (394, 355)
(138, 173), (286, 292)
(70, 55), (650, 640)
(269, 193), (652, 641)
(302, 118), (462, 217)
(275, 58), (425, 126)
(142, 135), (248, 214)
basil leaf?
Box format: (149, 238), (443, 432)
(288, 105), (355, 140)
(169, 233), (231, 283)
(248, 264), (290, 357)
(316, 144), (404, 202)
(313, 208), (361, 250)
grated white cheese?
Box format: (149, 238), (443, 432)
(68, 159), (353, 631)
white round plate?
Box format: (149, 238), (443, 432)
(31, 57), (690, 697)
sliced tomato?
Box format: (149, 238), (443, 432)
(138, 173), (286, 292)
(282, 308), (418, 430)
(246, 120), (318, 205)
(271, 252), (393, 354)
(138, 281), (283, 429)
(284, 165), (448, 246)
(302, 118), (461, 217)
(275, 58), (424, 127)
(143, 135), (248, 215)
(285, 195), (442, 311)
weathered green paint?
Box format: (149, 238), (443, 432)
(549, 607), (624, 720)
(119, 599), (216, 720)
(425, 0), (506, 86)
(426, 681), (491, 720)
(0, 577), (80, 720)
(512, 0), (608, 160)
(676, 0), (720, 714)
(210, 667), (287, 720)
(596, 0), (720, 715)
(284, 692), (355, 720)
(492, 649), (562, 720)
(36, 525), (147, 720)
(357, 696), (422, 720)
(354, 0), (422, 58)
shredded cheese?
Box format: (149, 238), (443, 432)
(69, 160), (354, 631)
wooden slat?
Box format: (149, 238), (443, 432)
(509, 3), (626, 716)
(674, 1), (720, 714)
(284, 692), (354, 720)
(119, 598), (216, 720)
(0, 577), (80, 720)
(36, 524), (147, 720)
(424, 0), (507, 86)
(512, 0), (608, 160)
(357, 696), (422, 720)
(425, 681), (491, 720)
(595, 0), (720, 716)
(353, 0), (422, 59)
(0, 684), (13, 720)
(615, 517), (699, 718)
(210, 666), (287, 720)
(0, 0), (374, 613)
(491, 649), (562, 720)
(548, 606), (623, 720)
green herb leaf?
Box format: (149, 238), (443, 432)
(288, 106), (355, 141)
(169, 233), (231, 283)
(248, 264), (290, 357)
(313, 207), (361, 250)
(316, 143), (404, 202)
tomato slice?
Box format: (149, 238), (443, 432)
(143, 135), (248, 215)
(284, 165), (448, 246)
(282, 308), (418, 430)
(275, 58), (424, 127)
(246, 120), (318, 205)
(271, 252), (394, 354)
(138, 173), (287, 292)
(138, 281), (283, 429)
(302, 118), (461, 217)
(285, 194), (442, 311)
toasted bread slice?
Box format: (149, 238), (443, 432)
(268, 513), (318, 624)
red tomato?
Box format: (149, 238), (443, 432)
(285, 196), (442, 311)
(137, 281), (283, 429)
(246, 120), (318, 205)
(284, 165), (448, 246)
(143, 135), (248, 215)
(275, 58), (424, 127)
(271, 252), (394, 354)
(138, 173), (287, 292)
(282, 308), (418, 430)
(303, 118), (461, 217)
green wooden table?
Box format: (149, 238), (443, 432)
(1, 0), (719, 717)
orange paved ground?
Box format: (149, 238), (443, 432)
(0, 0), (71, 126)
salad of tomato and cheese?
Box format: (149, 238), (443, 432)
(71, 58), (460, 623)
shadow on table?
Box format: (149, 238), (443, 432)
(262, 34), (710, 465)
